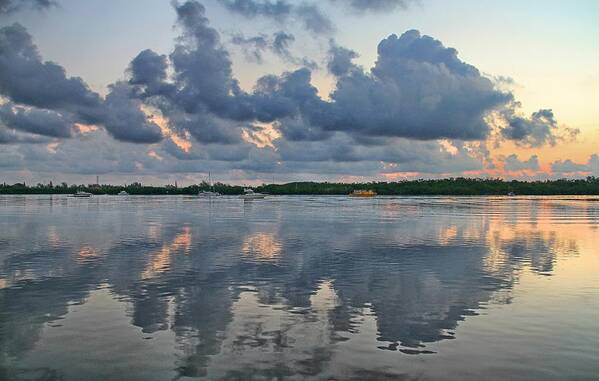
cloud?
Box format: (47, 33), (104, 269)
(276, 117), (332, 142)
(272, 31), (294, 56)
(310, 30), (512, 141)
(0, 114), (488, 181)
(0, 1), (572, 182)
(0, 23), (163, 143)
(329, 0), (416, 12)
(271, 31), (317, 68)
(123, 3), (567, 173)
(218, 0), (334, 35)
(0, 0), (56, 15)
(0, 23), (103, 122)
(102, 82), (164, 144)
(251, 68), (326, 126)
(295, 3), (335, 34)
(218, 0), (415, 38)
(167, 111), (243, 144)
(327, 42), (359, 76)
(230, 31), (317, 68)
(218, 0), (292, 19)
(275, 133), (483, 172)
(551, 159), (587, 173)
(126, 2), (314, 146)
(0, 102), (73, 138)
(127, 49), (176, 103)
(170, 1), (248, 118)
(230, 33), (269, 63)
(551, 155), (599, 175)
(132, 0), (253, 144)
(503, 154), (540, 171)
(0, 125), (49, 144)
(248, 29), (517, 143)
(128, 3), (559, 148)
(13, 130), (159, 175)
(501, 108), (559, 147)
(128, 49), (169, 89)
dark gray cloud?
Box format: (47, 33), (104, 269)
(0, 102), (73, 138)
(230, 33), (269, 63)
(252, 29), (515, 143)
(311, 30), (512, 141)
(251, 68), (326, 126)
(551, 159), (586, 173)
(503, 154), (540, 171)
(127, 49), (176, 102)
(0, 125), (49, 144)
(271, 31), (317, 68)
(12, 130), (160, 175)
(272, 31), (294, 56)
(139, 1), (254, 144)
(330, 0), (416, 12)
(127, 4), (519, 146)
(327, 42), (359, 76)
(127, 2), (314, 145)
(0, 23), (103, 123)
(551, 155), (599, 175)
(273, 134), (483, 175)
(219, 0), (415, 38)
(0, 0), (56, 15)
(218, 0), (334, 35)
(276, 117), (332, 142)
(231, 31), (317, 68)
(295, 3), (335, 34)
(0, 123), (495, 181)
(218, 0), (292, 19)
(501, 108), (559, 147)
(168, 111), (242, 144)
(170, 1), (250, 119)
(126, 5), (561, 150)
(102, 83), (164, 144)
(0, 23), (163, 143)
(128, 49), (168, 88)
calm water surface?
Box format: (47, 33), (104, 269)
(0, 195), (598, 380)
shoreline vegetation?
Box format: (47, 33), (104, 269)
(1, 177), (599, 196)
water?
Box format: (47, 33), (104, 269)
(0, 195), (598, 380)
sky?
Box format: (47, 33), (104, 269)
(0, 0), (598, 185)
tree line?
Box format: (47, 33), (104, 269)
(2, 177), (599, 195)
(256, 177), (599, 195)
(0, 181), (244, 195)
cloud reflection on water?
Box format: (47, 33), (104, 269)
(0, 196), (597, 380)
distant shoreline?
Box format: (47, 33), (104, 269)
(2, 178), (598, 196)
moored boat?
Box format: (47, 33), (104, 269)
(239, 188), (266, 200)
(199, 172), (221, 197)
(349, 189), (377, 197)
(72, 191), (92, 198)
(198, 190), (221, 197)
(118, 190), (129, 196)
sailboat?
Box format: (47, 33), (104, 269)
(198, 172), (221, 198)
